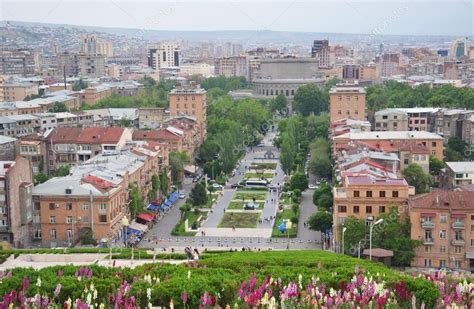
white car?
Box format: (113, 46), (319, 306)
(212, 183), (224, 190)
(179, 193), (186, 199)
(308, 184), (319, 190)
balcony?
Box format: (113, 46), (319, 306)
(451, 221), (465, 229)
(423, 238), (435, 245)
(451, 239), (465, 246)
(421, 221), (435, 229)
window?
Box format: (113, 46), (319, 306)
(338, 206), (347, 213)
(439, 230), (447, 239)
(440, 215), (447, 223)
(454, 230), (463, 240)
(471, 224), (474, 232)
(424, 246), (431, 253)
(34, 229), (42, 239)
(440, 245), (446, 253)
(379, 206), (386, 213)
(67, 229), (73, 240)
(82, 203), (89, 211)
(379, 191), (386, 198)
(353, 206), (359, 213)
(439, 260), (446, 268)
(99, 214), (107, 223)
(34, 202), (40, 211)
(424, 259), (432, 267)
(471, 239), (474, 247)
(98, 203), (106, 211)
(82, 216), (88, 223)
(66, 216), (72, 224)
(425, 230), (432, 240)
(366, 206), (372, 214)
(404, 159), (409, 165)
(455, 260), (461, 268)
(366, 191), (372, 197)
(353, 191), (360, 198)
(432, 142), (436, 147)
(49, 216), (56, 224)
(0, 219), (7, 226)
(392, 191), (399, 198)
(49, 203), (56, 210)
(50, 229), (56, 239)
(66, 203), (72, 211)
(455, 246), (462, 254)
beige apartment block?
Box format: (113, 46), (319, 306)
(329, 84), (366, 123)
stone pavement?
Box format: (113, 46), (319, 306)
(198, 227), (272, 238)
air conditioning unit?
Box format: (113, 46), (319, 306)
(449, 257), (455, 261)
(55, 204), (60, 208)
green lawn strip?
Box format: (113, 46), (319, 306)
(171, 211), (208, 236)
(244, 173), (274, 179)
(250, 163), (277, 169)
(227, 201), (264, 210)
(218, 212), (260, 228)
(272, 208), (298, 238)
(233, 191), (268, 201)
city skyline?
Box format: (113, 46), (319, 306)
(1, 0), (472, 36)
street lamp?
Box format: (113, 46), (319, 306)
(369, 218), (384, 261)
(342, 227), (347, 255)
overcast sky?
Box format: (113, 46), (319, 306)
(1, 0), (472, 36)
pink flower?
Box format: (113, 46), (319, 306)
(182, 291), (188, 304)
(54, 283), (61, 297)
(22, 276), (29, 291)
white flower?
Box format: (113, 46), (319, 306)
(86, 292), (92, 305)
(188, 270), (191, 279)
(329, 288), (336, 297)
(147, 288), (152, 301)
(93, 288), (98, 300)
(36, 277), (41, 287)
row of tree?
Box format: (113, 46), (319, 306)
(366, 80), (474, 111)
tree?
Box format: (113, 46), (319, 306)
(169, 151), (190, 183)
(129, 185), (143, 217)
(179, 203), (191, 219)
(280, 132), (295, 174)
(293, 84), (327, 116)
(312, 182), (331, 206)
(317, 194), (333, 210)
(118, 117), (133, 127)
(159, 169), (169, 195)
(309, 138), (332, 179)
(34, 172), (49, 184)
(54, 165), (70, 177)
(50, 102), (68, 113)
(429, 156), (444, 176)
(403, 163), (433, 194)
(447, 137), (467, 154)
(72, 78), (89, 91)
(308, 211), (333, 233)
(343, 216), (370, 256)
(151, 174), (160, 192)
(269, 94), (287, 112)
(445, 148), (464, 161)
(289, 172), (308, 191)
(189, 181), (208, 206)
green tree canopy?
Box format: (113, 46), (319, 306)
(189, 181), (208, 206)
(293, 84), (328, 116)
(289, 172), (309, 191)
(402, 163), (433, 194)
(308, 211), (333, 233)
(429, 156), (444, 176)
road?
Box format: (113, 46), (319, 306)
(140, 128), (323, 251)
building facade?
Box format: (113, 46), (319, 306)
(374, 109), (409, 131)
(329, 84), (366, 123)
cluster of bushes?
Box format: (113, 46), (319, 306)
(0, 251), (444, 307)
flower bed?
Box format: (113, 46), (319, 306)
(218, 212), (260, 228)
(0, 251), (471, 308)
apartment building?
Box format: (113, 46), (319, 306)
(168, 83), (207, 142)
(311, 40), (331, 69)
(32, 143), (162, 248)
(374, 109), (409, 131)
(409, 190), (474, 272)
(333, 174), (413, 242)
(77, 54), (106, 78)
(76, 85), (114, 106)
(398, 142), (430, 173)
(132, 128), (183, 152)
(45, 127), (132, 172)
(395, 108), (439, 132)
(214, 56), (247, 77)
(333, 131), (444, 160)
(0, 75), (3, 102)
(2, 82), (39, 101)
(147, 42), (180, 70)
(0, 136), (18, 161)
(0, 49), (36, 76)
(138, 107), (168, 129)
(444, 162), (474, 188)
(164, 117), (200, 155)
(329, 84), (366, 123)
(0, 157), (34, 247)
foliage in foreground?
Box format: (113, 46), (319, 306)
(0, 251), (471, 308)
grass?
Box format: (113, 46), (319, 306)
(227, 201), (263, 210)
(250, 163), (277, 169)
(233, 190), (267, 201)
(244, 173), (274, 179)
(218, 212), (260, 228)
(171, 210), (208, 236)
(272, 208), (298, 238)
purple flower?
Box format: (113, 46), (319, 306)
(54, 283), (61, 297)
(182, 291), (188, 304)
(22, 276), (29, 291)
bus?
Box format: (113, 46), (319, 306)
(245, 178), (269, 189)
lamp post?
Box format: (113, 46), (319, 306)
(369, 218), (384, 261)
(121, 216), (129, 248)
(342, 227), (347, 255)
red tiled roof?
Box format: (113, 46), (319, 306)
(48, 127), (126, 144)
(82, 175), (115, 192)
(397, 141), (429, 154)
(354, 140), (397, 153)
(132, 129), (181, 141)
(409, 190), (474, 209)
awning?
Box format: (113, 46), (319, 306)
(451, 214), (466, 218)
(421, 213), (436, 217)
(137, 213), (154, 222)
(127, 227), (142, 235)
(184, 165), (197, 175)
(150, 199), (161, 206)
(129, 221), (148, 232)
(147, 204), (159, 211)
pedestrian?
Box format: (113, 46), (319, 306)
(223, 208), (226, 213)
(185, 247), (192, 264)
(193, 248), (200, 267)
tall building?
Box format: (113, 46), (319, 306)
(329, 83), (366, 123)
(375, 53), (402, 77)
(168, 82), (207, 142)
(450, 37), (468, 58)
(56, 52), (79, 78)
(311, 40), (330, 68)
(0, 157), (34, 247)
(77, 54), (106, 78)
(0, 49), (36, 76)
(97, 40), (114, 57)
(147, 42), (180, 70)
(0, 75), (3, 102)
(214, 56), (247, 77)
(81, 34), (98, 54)
(2, 82), (39, 101)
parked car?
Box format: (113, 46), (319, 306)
(192, 178), (198, 183)
(231, 183), (241, 189)
(308, 184), (319, 190)
(212, 183), (224, 190)
(257, 143), (265, 147)
(179, 193), (186, 199)
(439, 267), (454, 274)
